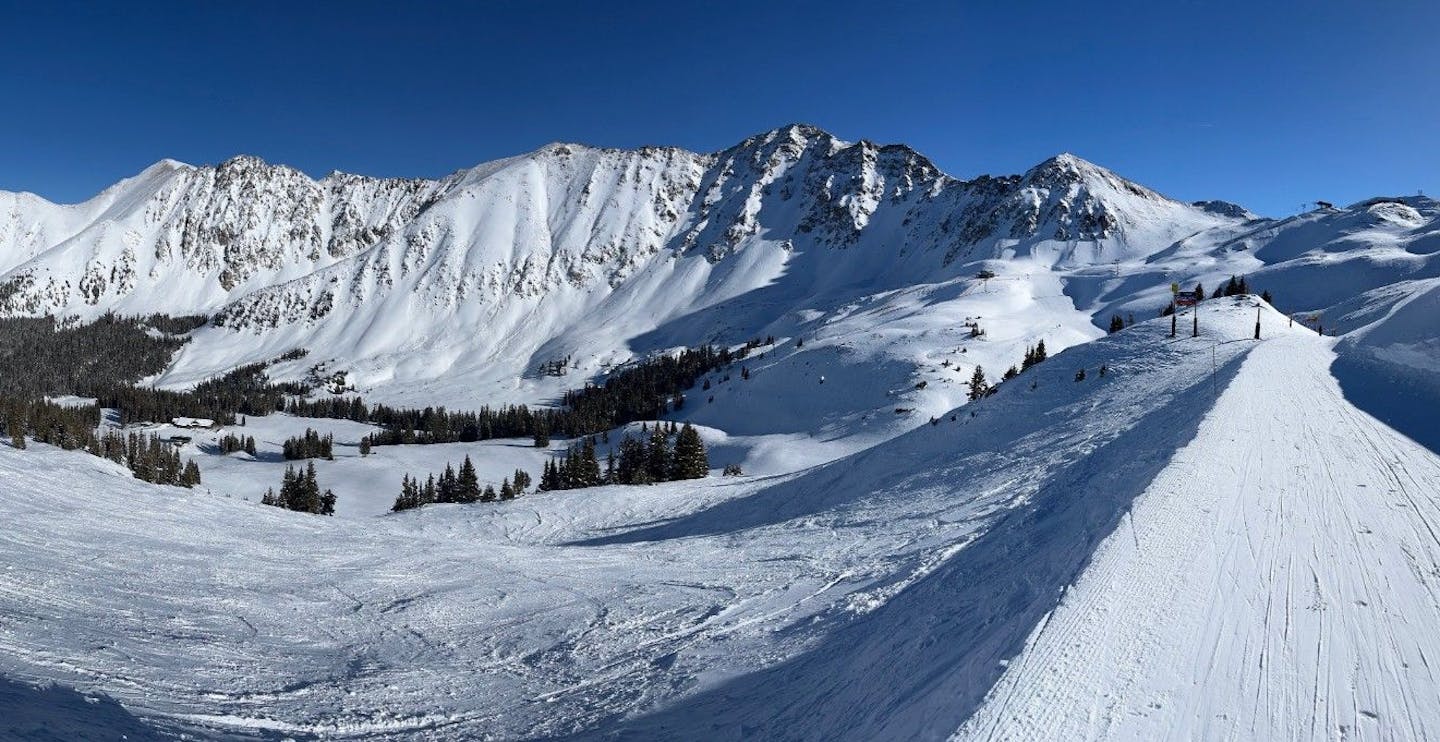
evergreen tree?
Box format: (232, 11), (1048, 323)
(1108, 314), (1125, 333)
(1194, 283), (1205, 302)
(181, 460), (202, 487)
(280, 466), (299, 510)
(438, 463), (458, 503)
(577, 438), (602, 487)
(300, 462), (323, 513)
(481, 484), (497, 502)
(458, 456), (481, 503)
(968, 366), (988, 401)
(7, 416), (24, 450)
(500, 478), (514, 500)
(670, 423), (709, 480)
(1261, 289), (1273, 304)
(359, 436), (371, 456)
(647, 426), (671, 483)
(393, 475), (414, 512)
(616, 435), (649, 485)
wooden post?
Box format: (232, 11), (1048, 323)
(1254, 307), (1261, 340)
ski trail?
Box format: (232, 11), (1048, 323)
(958, 334), (1440, 741)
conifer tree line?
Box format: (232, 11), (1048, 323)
(391, 422), (711, 512)
(968, 339), (1050, 402)
(0, 313), (206, 399)
(98, 359), (311, 426)
(0, 312), (304, 436)
(217, 433), (258, 456)
(261, 461), (336, 515)
(358, 344), (757, 446)
(100, 431), (203, 487)
(1158, 276), (1272, 316)
(1, 398), (102, 452)
(0, 399), (199, 487)
(282, 428), (334, 460)
(0, 310), (309, 427)
(392, 456), (531, 512)
(3, 312), (742, 479)
(537, 356), (573, 377)
(1020, 339), (1048, 371)
(1107, 314), (1136, 334)
(1214, 275), (1249, 298)
(543, 421), (709, 490)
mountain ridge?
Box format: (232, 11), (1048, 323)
(3, 125), (1433, 427)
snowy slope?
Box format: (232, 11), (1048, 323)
(10, 299), (1436, 740)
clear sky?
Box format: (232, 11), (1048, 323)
(3, 0), (1436, 216)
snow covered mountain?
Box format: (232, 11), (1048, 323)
(4, 123), (1437, 458)
(0, 126), (1244, 407)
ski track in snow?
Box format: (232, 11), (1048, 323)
(958, 336), (1440, 741)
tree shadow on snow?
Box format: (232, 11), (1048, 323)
(0, 676), (297, 741)
(0, 676), (175, 742)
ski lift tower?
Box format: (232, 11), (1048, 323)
(976, 269), (996, 292)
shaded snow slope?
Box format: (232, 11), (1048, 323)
(959, 333), (1440, 741)
(0, 676), (185, 741)
(1330, 277), (1440, 454)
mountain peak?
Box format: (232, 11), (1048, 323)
(1024, 152), (1110, 182)
(217, 154), (272, 170)
(143, 158), (193, 174)
(726, 123), (842, 154)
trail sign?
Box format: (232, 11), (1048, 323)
(1175, 291), (1200, 307)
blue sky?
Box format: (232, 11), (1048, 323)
(2, 0), (1435, 215)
